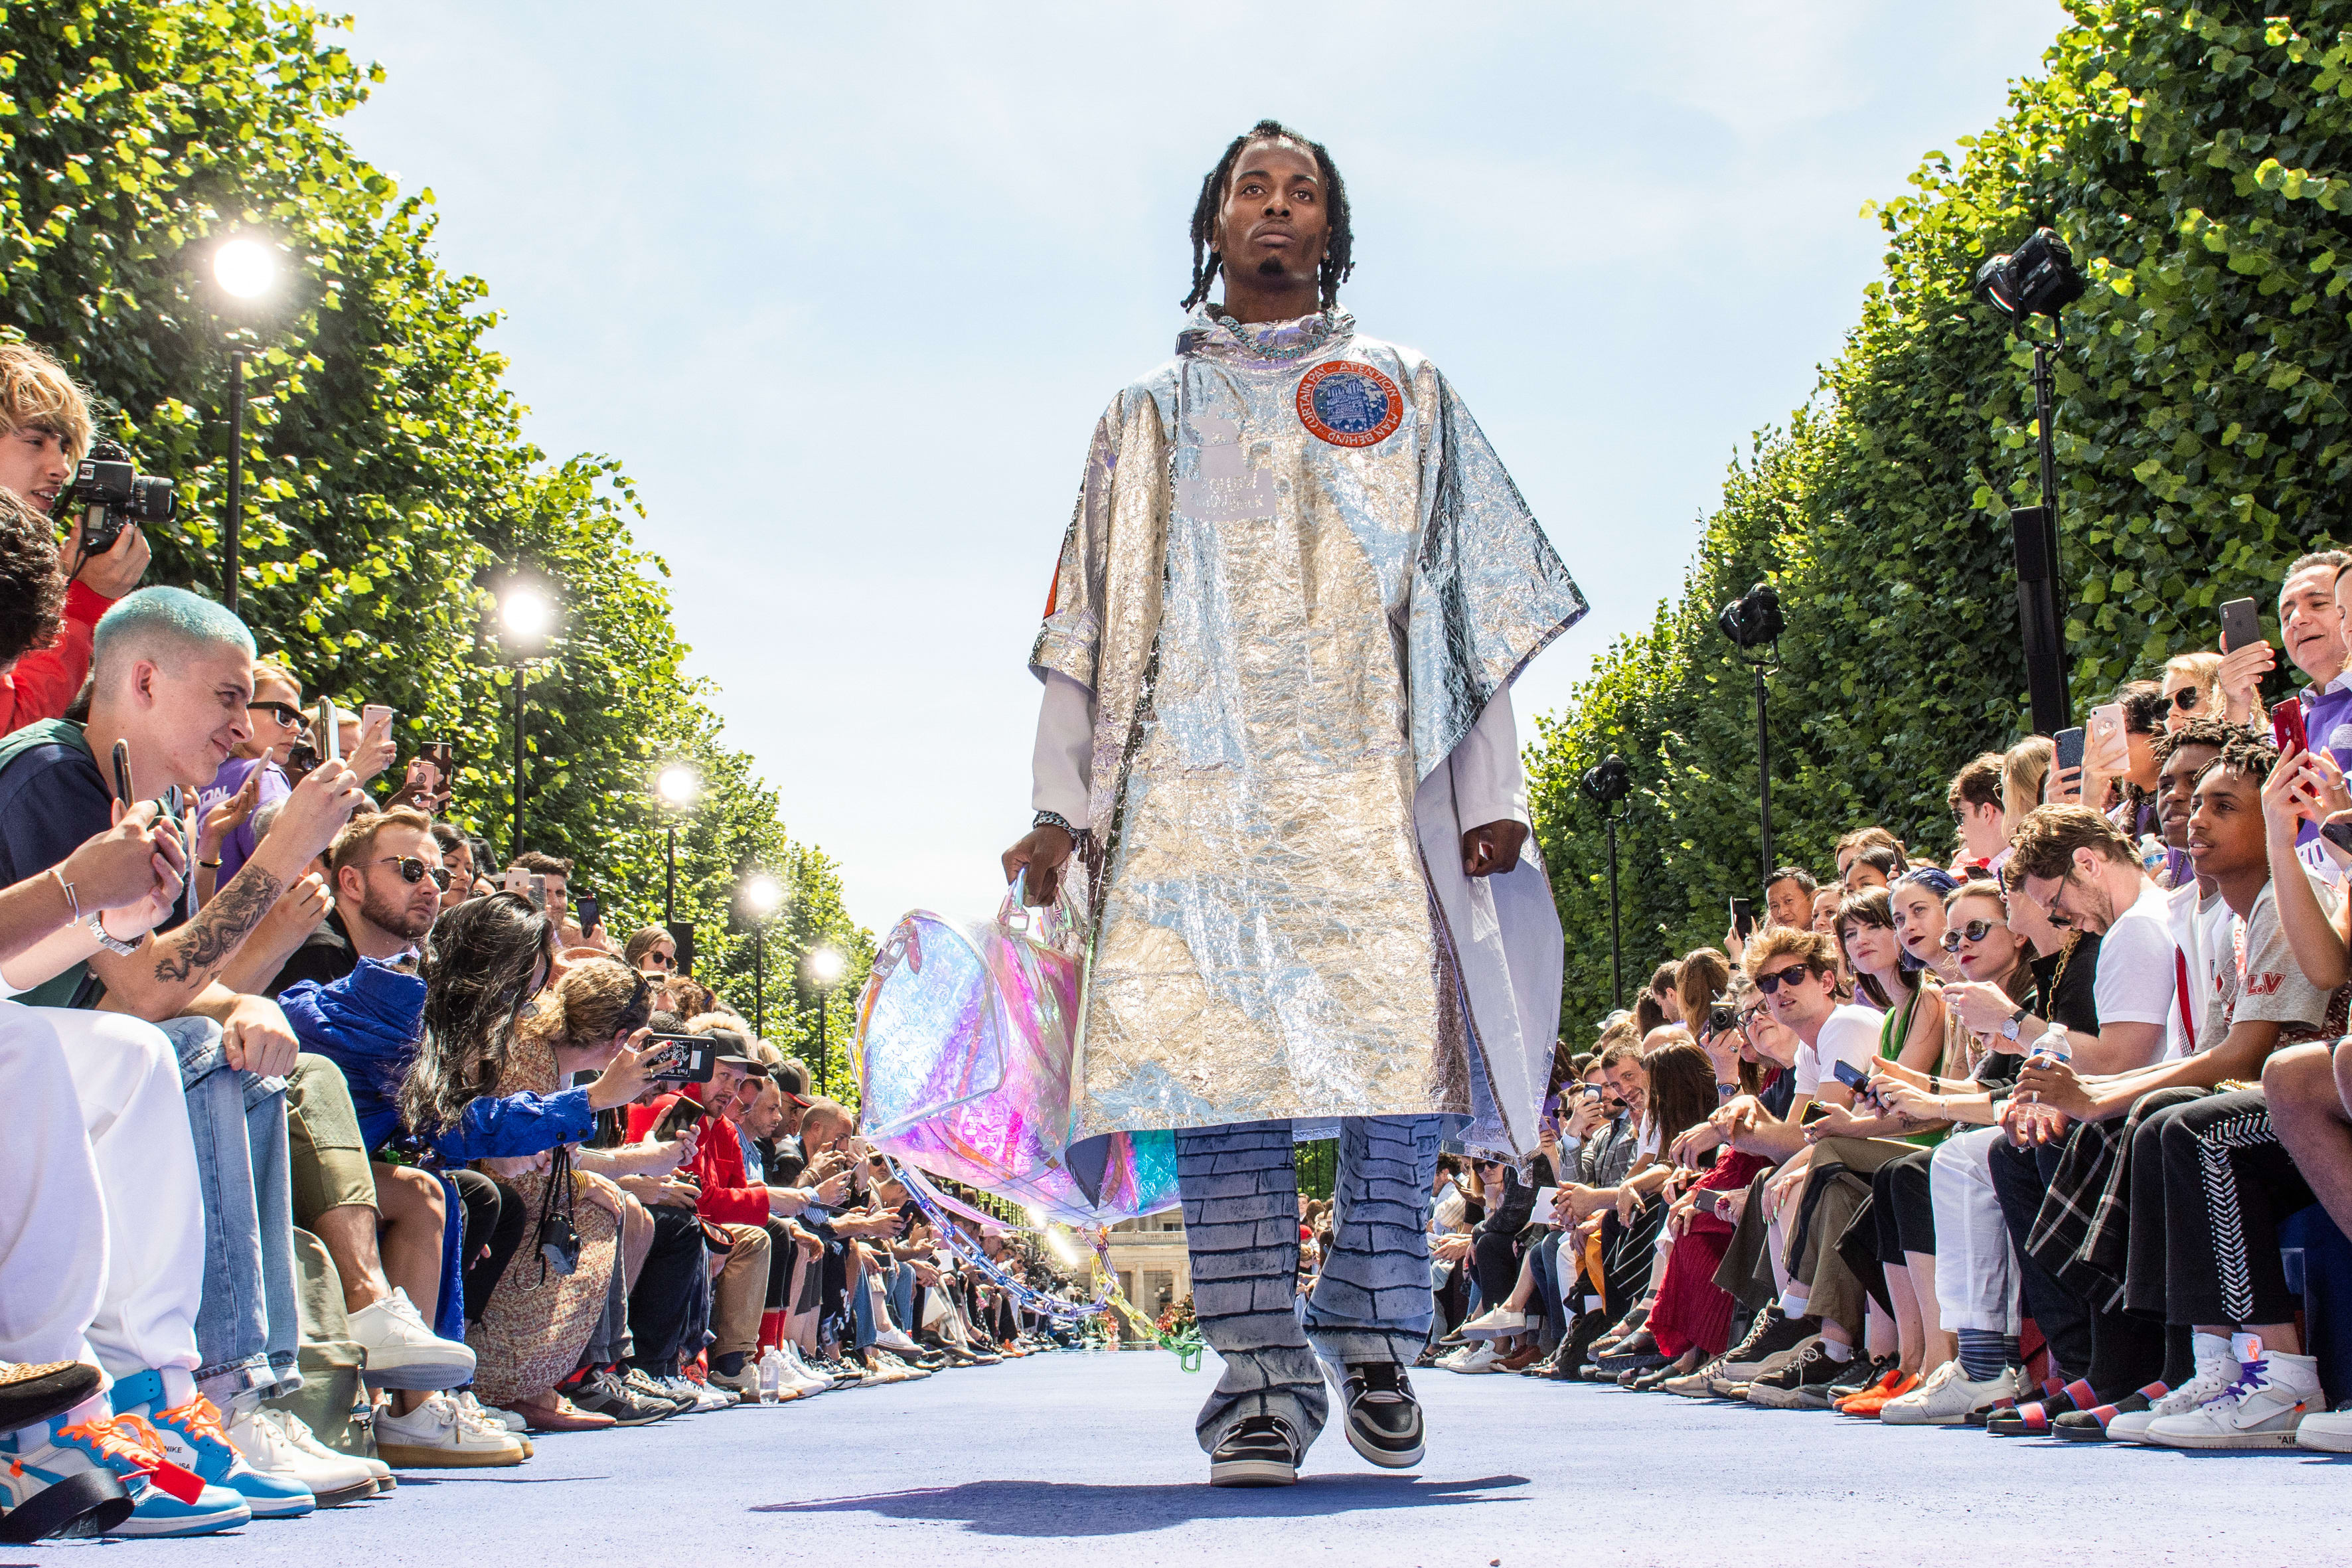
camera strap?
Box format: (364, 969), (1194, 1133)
(534, 1143), (578, 1284)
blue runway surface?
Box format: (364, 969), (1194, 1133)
(15, 1350), (2348, 1566)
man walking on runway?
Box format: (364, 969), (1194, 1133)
(1004, 119), (1586, 1486)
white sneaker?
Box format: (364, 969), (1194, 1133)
(453, 1390), (528, 1435)
(373, 1395), (527, 1468)
(448, 1391), (533, 1456)
(1881, 1361), (2015, 1426)
(1458, 1306), (1527, 1341)
(266, 1407), (391, 1494)
(2144, 1336), (2319, 1450)
(347, 1289), (477, 1391)
(873, 1323), (925, 1356)
(2297, 1400), (2352, 1452)
(2108, 1333), (2238, 1444)
(780, 1344), (834, 1396)
(1446, 1342), (1503, 1375)
(229, 1408), (375, 1508)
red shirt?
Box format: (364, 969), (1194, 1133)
(0, 583), (112, 734)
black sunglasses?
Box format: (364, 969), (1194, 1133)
(376, 855), (452, 890)
(2169, 686), (2202, 712)
(1753, 962), (1814, 996)
(1940, 917), (2005, 951)
(249, 700), (305, 729)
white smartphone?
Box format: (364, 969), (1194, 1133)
(362, 703), (392, 735)
(2086, 702), (2129, 775)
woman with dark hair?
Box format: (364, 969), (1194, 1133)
(1834, 888), (1944, 1078)
(1583, 1042), (1731, 1381)
(399, 898), (672, 1431)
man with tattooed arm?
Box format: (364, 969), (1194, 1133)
(0, 585), (370, 1413)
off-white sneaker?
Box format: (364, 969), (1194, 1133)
(2144, 1336), (2318, 1450)
(2108, 1332), (2237, 1444)
(2296, 1400), (2352, 1452)
(1458, 1306), (1528, 1341)
(347, 1289), (476, 1391)
(1445, 1342), (1503, 1375)
(1881, 1362), (2016, 1426)
(228, 1407), (374, 1508)
(373, 1394), (526, 1468)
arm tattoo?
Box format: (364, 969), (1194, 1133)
(153, 867), (285, 984)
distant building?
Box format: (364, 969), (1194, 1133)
(1105, 1210), (1189, 1320)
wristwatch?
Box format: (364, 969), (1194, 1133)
(85, 912), (139, 956)
(1999, 1005), (2029, 1043)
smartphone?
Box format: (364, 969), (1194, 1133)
(2052, 726), (2086, 775)
(503, 868), (548, 911)
(1832, 1059), (1870, 1091)
(2219, 597), (2262, 653)
(1579, 1083), (1606, 1100)
(1729, 896), (1755, 939)
(109, 739), (133, 808)
(2274, 697), (2311, 758)
(2085, 702), (2128, 774)
(362, 704), (392, 736)
(655, 1099), (706, 1138)
(420, 740), (454, 783)
(2321, 821), (2352, 854)
(568, 1069), (599, 1089)
(318, 695), (341, 763)
(576, 888), (601, 935)
(642, 1034), (716, 1085)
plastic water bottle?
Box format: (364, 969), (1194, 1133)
(757, 1346), (786, 1403)
(2027, 1024), (2072, 1068)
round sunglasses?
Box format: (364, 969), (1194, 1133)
(1940, 917), (2007, 951)
(376, 855), (451, 891)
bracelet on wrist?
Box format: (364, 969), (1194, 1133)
(1032, 809), (1080, 838)
(198, 859), (223, 870)
(48, 866), (80, 923)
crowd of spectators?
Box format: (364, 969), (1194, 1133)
(1412, 546), (2352, 1459)
(0, 343), (1075, 1543)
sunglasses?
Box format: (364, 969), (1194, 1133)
(1940, 917), (2006, 951)
(1754, 962), (1814, 996)
(643, 951), (676, 970)
(376, 855), (452, 890)
(2169, 686), (2202, 712)
(249, 700), (305, 730)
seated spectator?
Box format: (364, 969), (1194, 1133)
(2161, 649), (2223, 734)
(193, 657), (303, 905)
(430, 821), (475, 914)
(1763, 866), (1816, 932)
(0, 341), (149, 732)
(264, 807), (443, 997)
(1947, 751), (2011, 872)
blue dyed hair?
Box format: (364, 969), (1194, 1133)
(92, 586), (255, 680)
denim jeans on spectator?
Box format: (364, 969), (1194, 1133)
(169, 1015), (300, 1402)
(886, 1261), (915, 1332)
(848, 1263), (880, 1350)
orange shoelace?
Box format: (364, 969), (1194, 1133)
(155, 1397), (232, 1450)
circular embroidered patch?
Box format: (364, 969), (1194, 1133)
(1294, 360), (1403, 447)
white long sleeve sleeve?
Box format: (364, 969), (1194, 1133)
(1030, 670), (1096, 827)
(1449, 684), (1529, 830)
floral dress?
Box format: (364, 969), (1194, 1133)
(465, 1028), (619, 1406)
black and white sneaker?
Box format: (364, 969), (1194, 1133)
(1209, 1415), (1301, 1488)
(1340, 1363), (1425, 1468)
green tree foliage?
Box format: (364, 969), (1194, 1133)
(0, 1), (870, 1086)
(1529, 1), (2351, 1028)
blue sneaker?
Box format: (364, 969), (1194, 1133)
(137, 1394), (313, 1519)
(0, 1414), (248, 1537)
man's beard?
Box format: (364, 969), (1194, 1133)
(1256, 256), (1289, 277)
(359, 888), (435, 945)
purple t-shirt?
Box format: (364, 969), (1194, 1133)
(196, 756), (291, 884)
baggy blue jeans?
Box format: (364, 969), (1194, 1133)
(169, 1016), (299, 1402)
(1176, 1115), (1439, 1454)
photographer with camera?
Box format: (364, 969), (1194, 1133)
(0, 344), (152, 735)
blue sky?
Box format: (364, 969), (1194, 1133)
(337, 0), (2068, 934)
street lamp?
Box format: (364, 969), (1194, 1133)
(212, 236), (278, 617)
(654, 763), (700, 927)
(738, 871), (783, 1038)
(491, 574), (556, 860)
(807, 945), (846, 1097)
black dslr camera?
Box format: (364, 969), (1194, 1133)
(70, 437), (175, 557)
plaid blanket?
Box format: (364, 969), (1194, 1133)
(2023, 1086), (2211, 1312)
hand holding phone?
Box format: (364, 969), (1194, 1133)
(2273, 697), (2312, 760)
(2084, 702), (2128, 776)
(1728, 896), (1755, 940)
(317, 696), (342, 764)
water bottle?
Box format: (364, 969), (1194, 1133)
(757, 1346), (785, 1403)
(2027, 1024), (2072, 1069)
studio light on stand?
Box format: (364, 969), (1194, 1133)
(1579, 753), (1634, 1010)
(1973, 226), (2086, 737)
(210, 236), (281, 617)
(1716, 582), (1784, 895)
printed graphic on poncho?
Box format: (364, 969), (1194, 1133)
(1174, 414), (1277, 522)
(1295, 360), (1403, 448)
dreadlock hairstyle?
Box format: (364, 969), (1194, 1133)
(1182, 119), (1355, 312)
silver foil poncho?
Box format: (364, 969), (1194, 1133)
(1031, 305), (1587, 1156)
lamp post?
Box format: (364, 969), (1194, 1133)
(1579, 754), (1634, 1010)
(1716, 584), (1784, 896)
(493, 578), (554, 860)
(655, 764), (700, 927)
(211, 237), (277, 617)
(737, 872), (783, 1038)
(807, 945), (845, 1097)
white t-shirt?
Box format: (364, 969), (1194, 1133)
(2162, 880), (2231, 1060)
(2093, 880), (2178, 1057)
(1793, 1003), (1883, 1098)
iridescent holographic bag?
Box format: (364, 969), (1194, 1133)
(853, 879), (1178, 1224)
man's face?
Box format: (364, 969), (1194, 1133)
(127, 643), (255, 791)
(2186, 763), (2267, 884)
(743, 1081), (787, 1137)
(707, 1062), (747, 1121)
(1764, 877), (1811, 930)
(539, 870), (569, 926)
(1215, 140), (1329, 295)
(1605, 1054), (1646, 1118)
(0, 425), (72, 514)
(804, 1111), (848, 1155)
(2281, 564), (2347, 685)
(1957, 799), (2007, 861)
(346, 825), (443, 947)
(1759, 955), (1836, 1032)
(2156, 743), (2223, 849)
(2024, 848), (2120, 935)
